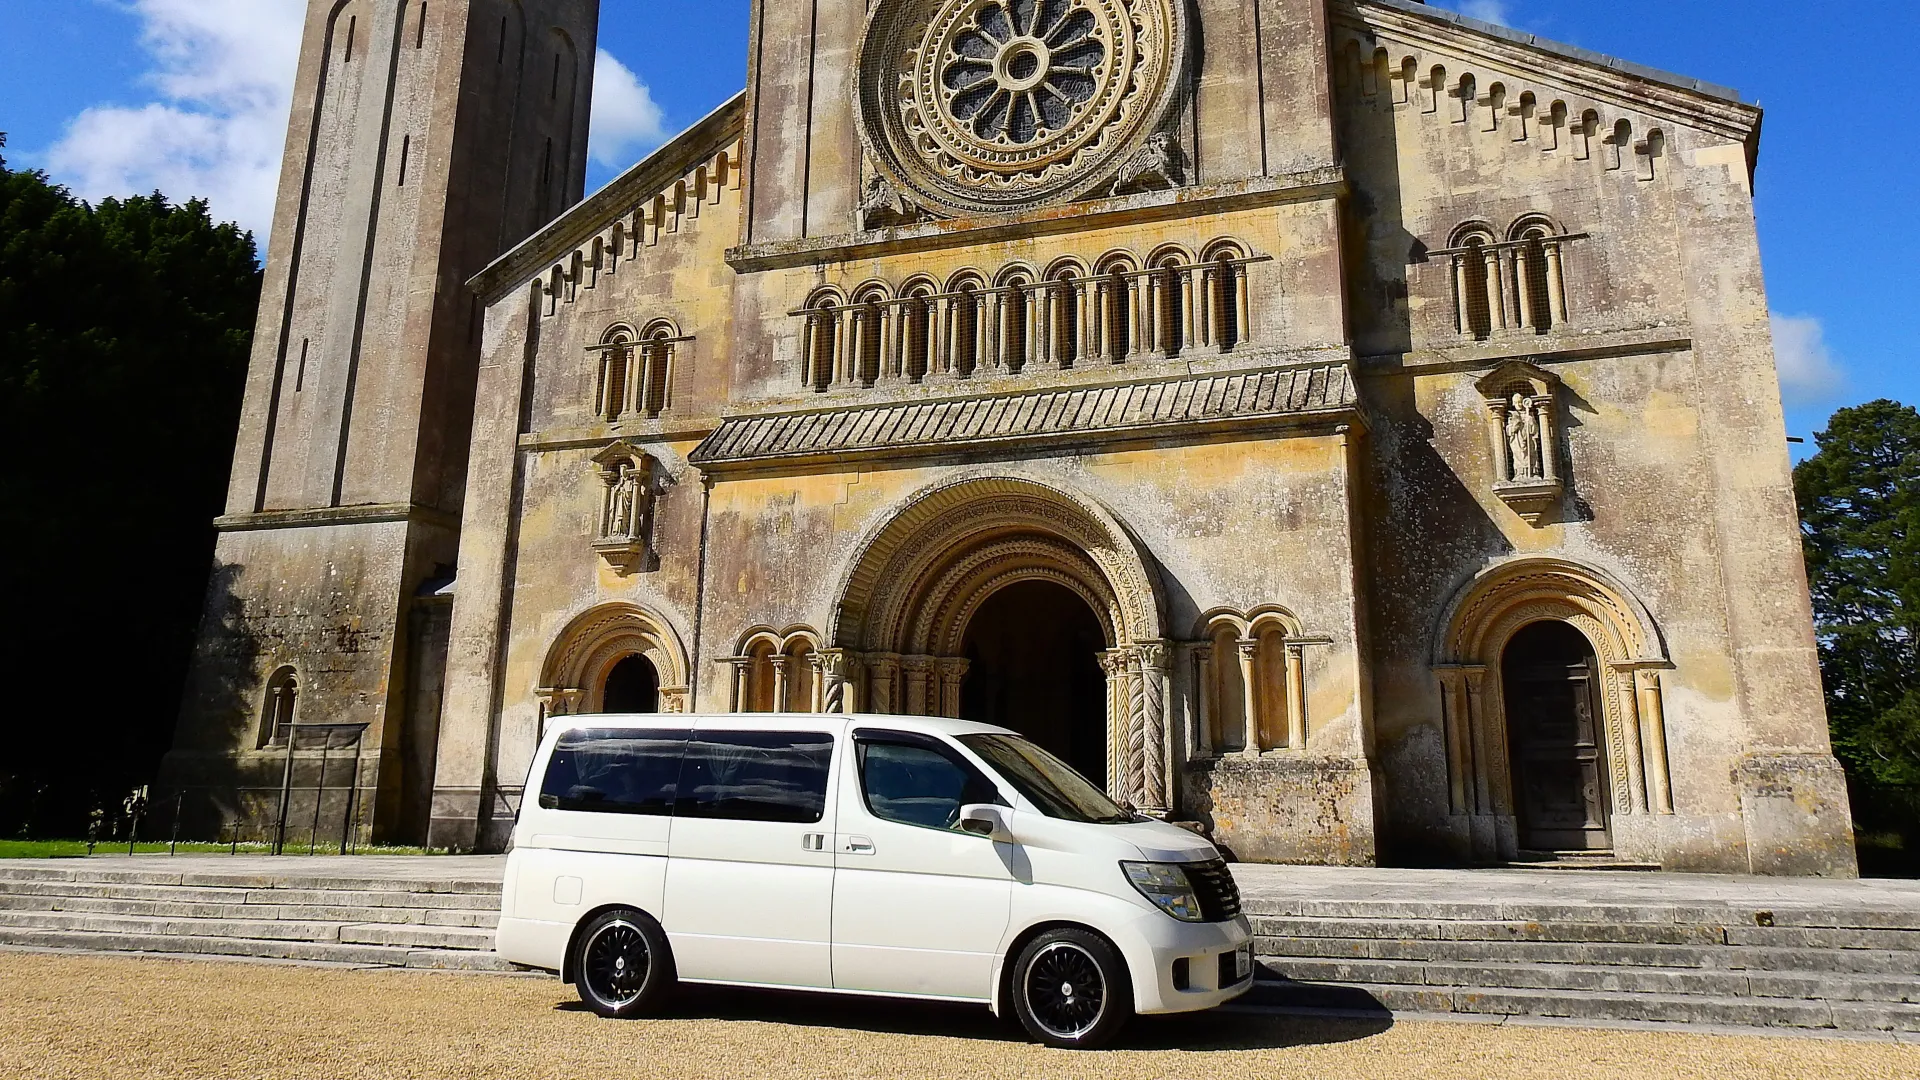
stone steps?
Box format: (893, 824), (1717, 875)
(1241, 881), (1920, 1034)
(0, 861), (508, 971)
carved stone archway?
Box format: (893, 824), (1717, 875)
(825, 475), (1171, 811)
(538, 602), (691, 723)
(1431, 558), (1672, 862)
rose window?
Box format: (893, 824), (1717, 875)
(939, 1), (1106, 146)
(858, 0), (1188, 217)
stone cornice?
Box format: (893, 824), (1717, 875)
(690, 362), (1363, 474)
(470, 92), (747, 303)
(724, 167), (1347, 274)
(1357, 324), (1692, 375)
(214, 503), (461, 533)
(1345, 0), (1761, 146)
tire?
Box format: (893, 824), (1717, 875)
(1009, 928), (1133, 1050)
(571, 908), (675, 1019)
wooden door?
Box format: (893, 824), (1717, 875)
(1503, 621), (1611, 852)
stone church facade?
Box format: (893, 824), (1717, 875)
(163, 0), (1858, 875)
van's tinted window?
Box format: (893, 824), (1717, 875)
(858, 740), (1001, 831)
(674, 731), (833, 823)
(539, 728), (689, 815)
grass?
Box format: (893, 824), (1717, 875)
(0, 840), (450, 859)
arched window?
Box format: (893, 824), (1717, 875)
(1049, 268), (1081, 367)
(596, 327), (635, 420)
(639, 322), (675, 416)
(1103, 265), (1133, 362)
(1508, 217), (1564, 334)
(1448, 226), (1498, 340)
(803, 295), (839, 391)
(905, 287), (933, 382)
(953, 282), (981, 377)
(1210, 254), (1241, 352)
(261, 667), (299, 748)
(1155, 257), (1187, 356)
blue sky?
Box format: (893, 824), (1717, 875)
(0, 1), (1911, 445)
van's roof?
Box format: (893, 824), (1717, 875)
(546, 713), (1020, 739)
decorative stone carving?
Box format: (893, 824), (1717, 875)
(1475, 361), (1565, 525)
(1110, 132), (1185, 196)
(857, 0), (1191, 216)
(590, 441), (660, 573)
(857, 172), (924, 230)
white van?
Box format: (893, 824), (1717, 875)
(498, 713), (1252, 1049)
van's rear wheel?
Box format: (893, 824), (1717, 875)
(1010, 928), (1132, 1050)
(573, 908), (674, 1019)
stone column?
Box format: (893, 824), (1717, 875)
(769, 656), (791, 714)
(880, 307), (897, 381)
(972, 295), (988, 375)
(801, 317), (818, 388)
(1236, 639), (1260, 755)
(1464, 667), (1495, 816)
(1452, 255), (1472, 334)
(728, 659), (750, 712)
(834, 307), (852, 384)
(1285, 642), (1308, 750)
(1100, 650), (1131, 801)
(1127, 275), (1144, 359)
(1193, 645), (1214, 757)
(936, 658), (971, 720)
(1023, 289), (1038, 371)
(867, 654), (900, 715)
(1611, 663), (1648, 814)
(1434, 667), (1475, 815)
(901, 656), (933, 716)
(933, 298), (950, 375)
(1544, 242), (1568, 326)
(1075, 281), (1091, 365)
(1135, 643), (1170, 814)
(1234, 264), (1252, 347)
(1043, 286), (1060, 366)
(1636, 668), (1674, 814)
(993, 293), (1009, 371)
(1180, 267), (1197, 350)
(1486, 399), (1513, 482)
(1534, 395), (1560, 482)
(1483, 248), (1506, 332)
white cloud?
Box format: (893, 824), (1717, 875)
(1770, 313), (1848, 407)
(589, 49), (667, 170)
(43, 0), (304, 241)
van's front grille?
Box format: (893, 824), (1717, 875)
(1183, 858), (1242, 922)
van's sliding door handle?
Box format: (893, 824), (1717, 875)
(841, 835), (876, 855)
(801, 833), (827, 851)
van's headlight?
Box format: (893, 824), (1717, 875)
(1120, 861), (1204, 922)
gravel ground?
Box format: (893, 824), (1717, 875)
(3, 952), (1916, 1080)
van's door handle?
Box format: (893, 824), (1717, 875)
(801, 833), (827, 852)
(842, 835), (876, 855)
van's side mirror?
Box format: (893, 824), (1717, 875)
(958, 804), (1013, 843)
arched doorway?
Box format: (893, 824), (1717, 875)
(1502, 621), (1610, 852)
(960, 580), (1109, 785)
(1431, 558), (1673, 864)
(827, 475), (1169, 810)
(602, 654), (660, 714)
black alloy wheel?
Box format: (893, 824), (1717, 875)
(1010, 927), (1133, 1049)
(572, 907), (674, 1019)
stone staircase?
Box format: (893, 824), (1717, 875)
(1238, 866), (1920, 1034)
(0, 859), (510, 971)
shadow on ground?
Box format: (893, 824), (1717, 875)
(554, 983), (1393, 1051)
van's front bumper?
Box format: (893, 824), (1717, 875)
(1120, 911), (1255, 1014)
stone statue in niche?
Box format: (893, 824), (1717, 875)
(1507, 390), (1543, 480)
(1111, 133), (1186, 196)
(591, 441), (661, 574)
(858, 173), (923, 231)
(1475, 361), (1566, 526)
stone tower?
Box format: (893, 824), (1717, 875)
(163, 0), (599, 843)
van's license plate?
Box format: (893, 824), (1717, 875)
(1234, 945), (1252, 981)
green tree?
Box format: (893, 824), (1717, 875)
(0, 134), (261, 836)
(1795, 400), (1920, 787)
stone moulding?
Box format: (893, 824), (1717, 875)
(688, 363), (1362, 471)
(725, 168), (1345, 274)
(213, 502), (461, 533)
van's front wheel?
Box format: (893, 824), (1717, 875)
(1009, 928), (1133, 1050)
(572, 908), (674, 1019)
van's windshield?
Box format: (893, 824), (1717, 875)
(957, 733), (1135, 825)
